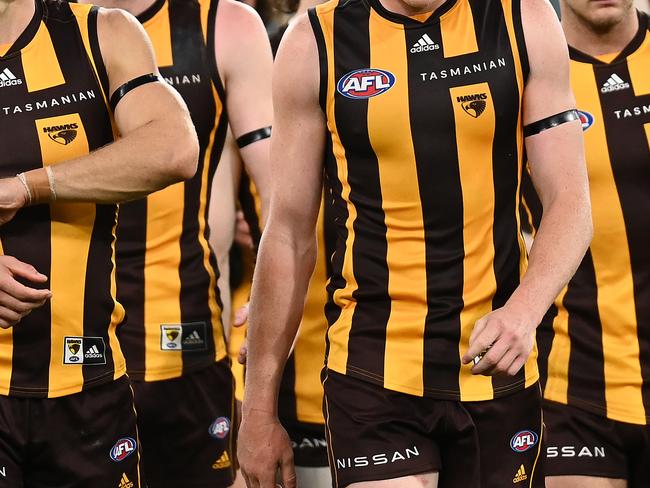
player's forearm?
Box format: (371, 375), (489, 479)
(50, 117), (198, 203)
(508, 189), (592, 324)
(242, 229), (317, 417)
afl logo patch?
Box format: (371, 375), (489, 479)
(110, 437), (137, 462)
(208, 417), (231, 439)
(577, 110), (594, 131)
(337, 69), (395, 99)
(510, 430), (539, 453)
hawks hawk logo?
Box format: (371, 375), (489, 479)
(457, 93), (488, 118)
(43, 123), (79, 145)
(166, 329), (179, 341)
(48, 129), (77, 145)
(68, 342), (81, 355)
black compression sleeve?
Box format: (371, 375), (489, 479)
(524, 109), (580, 137)
(236, 126), (272, 149)
(109, 73), (162, 111)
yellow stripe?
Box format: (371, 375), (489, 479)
(143, 3), (173, 67)
(34, 115), (93, 396)
(451, 83), (497, 400)
(440, 0), (478, 58)
(317, 5), (358, 374)
(544, 287), (570, 403)
(367, 18), (427, 396)
(109, 214), (127, 381)
(574, 62), (645, 423)
(645, 123), (650, 149)
(22, 22), (65, 93)
(295, 204), (328, 422)
(143, 183), (184, 380)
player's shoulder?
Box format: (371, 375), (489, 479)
(216, 0), (265, 30)
(94, 5), (143, 38)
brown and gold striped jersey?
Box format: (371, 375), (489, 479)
(115, 0), (228, 382)
(0, 0), (124, 398)
(309, 0), (537, 401)
(538, 12), (650, 425)
(279, 198), (336, 425)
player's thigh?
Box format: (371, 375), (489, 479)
(295, 466), (332, 488)
(347, 472), (438, 488)
(546, 476), (626, 488)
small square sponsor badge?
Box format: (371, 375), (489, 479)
(160, 323), (207, 351)
(63, 337), (107, 365)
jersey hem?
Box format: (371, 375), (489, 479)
(326, 361), (538, 401)
(126, 355), (225, 382)
(544, 390), (650, 425)
(0, 366), (126, 399)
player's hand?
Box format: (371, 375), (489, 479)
(238, 412), (296, 488)
(234, 302), (249, 364)
(0, 256), (51, 329)
(461, 302), (536, 377)
(0, 177), (30, 226)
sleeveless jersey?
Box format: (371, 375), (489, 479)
(0, 0), (125, 398)
(539, 12), (650, 425)
(115, 0), (228, 382)
(310, 0), (536, 400)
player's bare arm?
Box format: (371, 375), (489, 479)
(237, 15), (324, 488)
(215, 0), (273, 220)
(464, 0), (593, 376)
(0, 7), (198, 215)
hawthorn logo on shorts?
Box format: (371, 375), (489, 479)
(110, 438), (137, 462)
(458, 93), (488, 118)
(63, 337), (106, 365)
(208, 417), (231, 439)
(43, 123), (78, 145)
(577, 110), (594, 131)
(337, 69), (395, 99)
(510, 430), (539, 453)
(160, 323), (207, 351)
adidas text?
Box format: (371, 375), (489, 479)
(0, 68), (23, 88)
(411, 34), (439, 54)
(601, 73), (630, 93)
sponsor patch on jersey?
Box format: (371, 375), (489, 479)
(63, 336), (107, 365)
(110, 438), (137, 462)
(208, 417), (231, 439)
(510, 430), (539, 453)
(577, 110), (594, 131)
(337, 69), (395, 99)
(160, 322), (207, 351)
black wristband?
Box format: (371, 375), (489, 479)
(109, 73), (162, 111)
(524, 110), (580, 137)
(236, 126), (272, 149)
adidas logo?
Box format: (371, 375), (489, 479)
(85, 344), (103, 359)
(410, 33), (439, 53)
(212, 451), (231, 470)
(182, 330), (203, 345)
(0, 68), (23, 88)
(118, 473), (134, 488)
(513, 464), (528, 483)
(601, 73), (630, 93)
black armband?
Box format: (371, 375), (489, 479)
(109, 73), (163, 111)
(236, 126), (272, 148)
(524, 110), (580, 137)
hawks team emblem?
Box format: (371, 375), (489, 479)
(457, 93), (488, 118)
(337, 69), (395, 99)
(166, 329), (179, 342)
(48, 129), (77, 145)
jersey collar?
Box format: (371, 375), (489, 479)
(1, 0), (43, 59)
(364, 0), (458, 27)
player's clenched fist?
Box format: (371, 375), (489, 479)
(462, 303), (537, 377)
(238, 411), (296, 488)
(0, 256), (51, 329)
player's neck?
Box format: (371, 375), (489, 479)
(377, 0), (447, 17)
(562, 8), (639, 57)
(78, 0), (158, 18)
(0, 0), (35, 47)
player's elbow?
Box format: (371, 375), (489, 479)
(163, 118), (199, 182)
